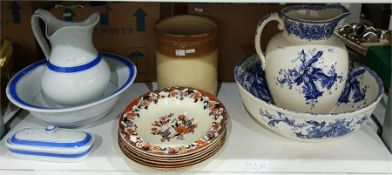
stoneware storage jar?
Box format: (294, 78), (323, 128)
(155, 15), (218, 95)
(31, 9), (110, 106)
(255, 4), (351, 113)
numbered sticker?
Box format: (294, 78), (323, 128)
(241, 161), (269, 172)
(175, 49), (186, 56)
(194, 7), (204, 13)
(175, 48), (196, 56)
(63, 12), (72, 17)
(186, 49), (196, 54)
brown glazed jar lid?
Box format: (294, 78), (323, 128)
(155, 15), (218, 58)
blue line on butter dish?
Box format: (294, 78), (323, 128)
(10, 133), (92, 148)
(9, 146), (93, 158)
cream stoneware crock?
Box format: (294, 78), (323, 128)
(255, 4), (351, 113)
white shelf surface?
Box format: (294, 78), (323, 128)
(0, 83), (391, 174)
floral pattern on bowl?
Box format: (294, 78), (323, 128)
(234, 55), (272, 104)
(234, 55), (383, 141)
(119, 87), (227, 155)
(150, 113), (198, 142)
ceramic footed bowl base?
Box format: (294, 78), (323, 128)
(32, 110), (111, 128)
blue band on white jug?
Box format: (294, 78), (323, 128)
(47, 55), (102, 73)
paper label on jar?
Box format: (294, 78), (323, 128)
(175, 49), (196, 56)
(194, 7), (204, 13)
(186, 49), (196, 54)
(63, 12), (72, 17)
(175, 49), (186, 56)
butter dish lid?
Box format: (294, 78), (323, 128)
(6, 126), (94, 161)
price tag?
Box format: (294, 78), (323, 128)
(175, 49), (186, 56)
(194, 7), (204, 13)
(63, 12), (72, 17)
(175, 49), (196, 56)
(241, 161), (269, 172)
(185, 49), (196, 54)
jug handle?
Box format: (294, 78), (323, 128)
(255, 13), (284, 70)
(31, 9), (52, 59)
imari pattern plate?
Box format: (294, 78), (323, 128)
(118, 133), (225, 169)
(119, 87), (227, 156)
(118, 130), (225, 161)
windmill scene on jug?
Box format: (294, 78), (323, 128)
(338, 67), (367, 105)
(277, 49), (343, 107)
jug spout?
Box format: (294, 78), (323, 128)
(281, 4), (351, 41)
(32, 9), (64, 38)
(31, 9), (99, 59)
(33, 9), (99, 38)
(325, 4), (350, 22)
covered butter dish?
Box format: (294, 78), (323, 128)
(5, 126), (94, 162)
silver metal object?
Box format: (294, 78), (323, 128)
(336, 23), (392, 44)
(382, 74), (392, 153)
(380, 30), (391, 42)
(355, 24), (368, 36)
(338, 24), (353, 36)
(362, 32), (379, 43)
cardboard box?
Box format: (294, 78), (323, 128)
(1, 3), (283, 82)
(188, 4), (283, 81)
(50, 2), (160, 81)
(0, 2), (54, 70)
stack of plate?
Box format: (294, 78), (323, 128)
(118, 87), (228, 168)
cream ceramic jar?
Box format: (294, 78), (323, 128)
(155, 15), (218, 95)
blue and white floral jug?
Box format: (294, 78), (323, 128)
(255, 4), (350, 113)
(31, 9), (110, 106)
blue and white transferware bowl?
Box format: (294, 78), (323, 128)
(234, 55), (383, 141)
(6, 52), (137, 127)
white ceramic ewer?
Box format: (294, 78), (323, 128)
(31, 9), (110, 106)
(255, 4), (351, 113)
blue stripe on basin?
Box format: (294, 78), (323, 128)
(8, 52), (136, 109)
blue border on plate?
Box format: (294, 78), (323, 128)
(9, 133), (92, 148)
(9, 146), (93, 158)
(8, 52), (136, 109)
(47, 55), (102, 73)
